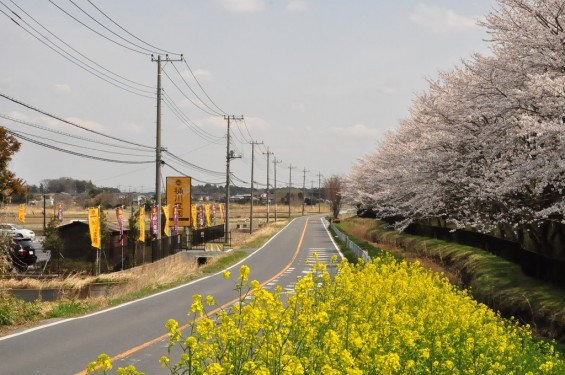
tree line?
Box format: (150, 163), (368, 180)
(344, 0), (565, 249)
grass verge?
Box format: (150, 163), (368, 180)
(337, 217), (565, 344)
(0, 219), (289, 333)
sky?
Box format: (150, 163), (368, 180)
(0, 0), (497, 194)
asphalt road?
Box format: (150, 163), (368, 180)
(0, 215), (341, 374)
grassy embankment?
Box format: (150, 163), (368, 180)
(334, 216), (565, 345)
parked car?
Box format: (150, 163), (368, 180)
(0, 223), (35, 240)
(11, 238), (37, 270)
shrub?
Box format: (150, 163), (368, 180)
(88, 259), (565, 374)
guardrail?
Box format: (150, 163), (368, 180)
(331, 224), (371, 263)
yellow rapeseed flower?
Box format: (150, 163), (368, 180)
(240, 265), (250, 281)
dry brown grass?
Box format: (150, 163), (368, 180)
(0, 218), (289, 297)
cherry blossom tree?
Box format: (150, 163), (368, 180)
(344, 0), (565, 235)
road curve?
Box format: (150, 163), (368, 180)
(0, 215), (341, 374)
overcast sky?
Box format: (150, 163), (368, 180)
(0, 0), (496, 193)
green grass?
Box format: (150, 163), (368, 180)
(337, 217), (565, 344)
(48, 299), (97, 318)
(201, 250), (250, 274)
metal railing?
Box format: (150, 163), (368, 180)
(331, 224), (371, 263)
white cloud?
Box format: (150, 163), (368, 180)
(180, 68), (212, 82)
(240, 116), (271, 132)
(197, 116), (228, 132)
(187, 116), (270, 135)
(330, 123), (380, 137)
(64, 117), (105, 132)
(53, 83), (71, 94)
(286, 0), (309, 12)
(409, 4), (479, 33)
(290, 102), (305, 112)
(215, 0), (265, 13)
(9, 111), (30, 121)
(121, 122), (145, 135)
(38, 116), (104, 133)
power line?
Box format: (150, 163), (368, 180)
(162, 66), (221, 117)
(86, 0), (181, 56)
(4, 126), (151, 157)
(6, 128), (154, 164)
(161, 90), (223, 142)
(162, 150), (225, 177)
(163, 162), (223, 185)
(0, 92), (154, 149)
(169, 61), (224, 116)
(6, 0), (154, 90)
(182, 58), (227, 115)
(67, 0), (161, 55)
(48, 0), (151, 55)
(0, 113), (153, 152)
(0, 3), (155, 98)
(238, 117), (254, 142)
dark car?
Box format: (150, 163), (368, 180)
(11, 238), (37, 270)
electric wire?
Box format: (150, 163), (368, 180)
(162, 67), (221, 117)
(182, 58), (227, 115)
(95, 164), (154, 184)
(4, 126), (151, 157)
(229, 126), (247, 146)
(6, 0), (154, 91)
(86, 0), (180, 56)
(173, 137), (225, 157)
(0, 113), (153, 153)
(67, 0), (162, 56)
(5, 128), (154, 164)
(48, 0), (150, 55)
(231, 174), (249, 185)
(0, 92), (154, 149)
(0, 5), (154, 98)
(162, 150), (224, 177)
(169, 62), (224, 116)
(161, 90), (223, 142)
(161, 95), (215, 142)
(238, 117), (254, 142)
(163, 162), (222, 185)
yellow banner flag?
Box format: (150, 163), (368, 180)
(18, 204), (25, 224)
(205, 204), (211, 227)
(139, 206), (145, 242)
(191, 204), (197, 229)
(219, 203), (225, 224)
(88, 207), (101, 249)
(162, 204), (170, 236)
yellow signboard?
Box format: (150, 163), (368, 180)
(166, 176), (191, 227)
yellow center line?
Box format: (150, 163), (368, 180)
(77, 218), (310, 375)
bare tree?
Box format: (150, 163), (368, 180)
(325, 175), (342, 220)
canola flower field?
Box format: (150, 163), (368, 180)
(89, 256), (564, 374)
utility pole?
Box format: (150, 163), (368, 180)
(273, 157), (282, 222)
(152, 54), (182, 244)
(249, 140), (263, 233)
(262, 147), (274, 223)
(288, 164), (296, 218)
(301, 168), (310, 216)
(224, 115), (243, 243)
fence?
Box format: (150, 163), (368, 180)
(331, 224), (371, 263)
(100, 227), (231, 273)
